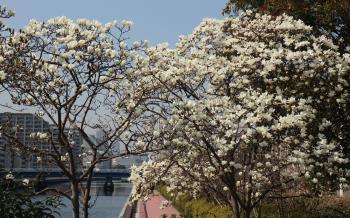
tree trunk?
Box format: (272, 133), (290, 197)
(71, 180), (80, 218)
(82, 195), (90, 218)
(230, 207), (240, 218)
(242, 208), (251, 218)
(83, 170), (94, 218)
(277, 198), (286, 218)
(257, 203), (262, 218)
(229, 198), (240, 218)
(252, 201), (262, 218)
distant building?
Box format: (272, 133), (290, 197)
(0, 113), (50, 169)
(112, 155), (146, 169)
(95, 130), (112, 169)
(49, 125), (82, 170)
(81, 131), (115, 170)
(80, 131), (147, 170)
(110, 140), (147, 169)
(0, 112), (82, 171)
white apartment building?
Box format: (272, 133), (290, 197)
(0, 113), (50, 169)
(0, 112), (82, 171)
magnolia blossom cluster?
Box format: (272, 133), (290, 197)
(4, 172), (29, 185)
(130, 12), (350, 212)
(0, 6), (15, 84)
(5, 172), (14, 180)
(1, 16), (148, 110)
(29, 132), (49, 140)
(160, 200), (170, 209)
(0, 15), (158, 151)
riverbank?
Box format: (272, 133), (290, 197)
(35, 181), (132, 218)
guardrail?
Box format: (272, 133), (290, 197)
(7, 168), (131, 173)
(119, 190), (136, 218)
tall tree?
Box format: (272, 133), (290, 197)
(130, 12), (350, 218)
(0, 15), (159, 218)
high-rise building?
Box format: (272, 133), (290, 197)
(49, 125), (82, 169)
(0, 112), (82, 171)
(80, 131), (113, 170)
(0, 113), (50, 169)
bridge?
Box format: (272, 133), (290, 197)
(5, 168), (131, 183)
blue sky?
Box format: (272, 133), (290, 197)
(2, 0), (226, 47)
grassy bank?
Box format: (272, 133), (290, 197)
(158, 187), (231, 218)
(158, 187), (350, 218)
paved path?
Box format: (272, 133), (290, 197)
(137, 191), (181, 218)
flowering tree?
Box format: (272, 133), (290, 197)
(0, 15), (160, 218)
(130, 12), (350, 218)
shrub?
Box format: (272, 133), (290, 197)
(159, 186), (350, 218)
(261, 196), (350, 218)
(158, 186), (231, 218)
(0, 170), (62, 218)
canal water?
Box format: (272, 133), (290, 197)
(37, 181), (132, 218)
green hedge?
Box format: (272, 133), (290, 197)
(158, 187), (350, 218)
(158, 187), (232, 218)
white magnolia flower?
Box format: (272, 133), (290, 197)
(121, 20), (133, 28)
(160, 200), (170, 209)
(0, 71), (6, 81)
(119, 41), (127, 49)
(22, 178), (30, 186)
(5, 173), (14, 180)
